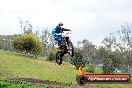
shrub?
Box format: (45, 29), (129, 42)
(71, 52), (87, 69)
(47, 48), (57, 61)
(12, 34), (43, 58)
(102, 54), (120, 74)
(85, 64), (95, 73)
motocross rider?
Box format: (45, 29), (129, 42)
(51, 22), (71, 47)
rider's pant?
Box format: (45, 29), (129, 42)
(53, 34), (62, 45)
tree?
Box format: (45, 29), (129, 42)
(71, 52), (87, 69)
(116, 23), (132, 73)
(82, 39), (96, 64)
(12, 35), (23, 51)
(95, 46), (108, 64)
(0, 35), (15, 51)
(12, 34), (42, 58)
(23, 21), (33, 34)
(102, 54), (120, 74)
(101, 33), (117, 51)
(41, 29), (51, 56)
(18, 17), (32, 34)
(35, 28), (55, 57)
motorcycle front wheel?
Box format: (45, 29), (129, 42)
(56, 51), (64, 65)
(67, 41), (74, 57)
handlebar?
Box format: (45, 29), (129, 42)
(66, 32), (72, 34)
(56, 31), (72, 35)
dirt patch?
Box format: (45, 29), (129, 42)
(9, 77), (71, 88)
(8, 77), (101, 88)
(0, 73), (3, 76)
(0, 71), (13, 77)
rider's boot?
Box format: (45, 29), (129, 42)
(57, 46), (62, 52)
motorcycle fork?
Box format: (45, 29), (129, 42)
(65, 37), (69, 46)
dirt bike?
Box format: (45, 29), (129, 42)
(56, 31), (74, 65)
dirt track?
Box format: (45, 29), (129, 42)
(8, 77), (104, 88)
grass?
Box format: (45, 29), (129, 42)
(0, 77), (46, 88)
(94, 68), (103, 74)
(0, 50), (132, 88)
(0, 50), (76, 83)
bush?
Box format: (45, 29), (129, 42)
(102, 54), (120, 74)
(32, 41), (43, 58)
(47, 48), (57, 61)
(71, 52), (87, 69)
(85, 64), (95, 73)
(94, 68), (103, 74)
(12, 34), (43, 58)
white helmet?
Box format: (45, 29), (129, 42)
(58, 22), (63, 26)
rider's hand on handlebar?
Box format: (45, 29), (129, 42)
(68, 29), (71, 31)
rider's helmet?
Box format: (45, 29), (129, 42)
(58, 22), (63, 27)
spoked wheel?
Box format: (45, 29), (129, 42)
(67, 41), (74, 57)
(76, 75), (86, 85)
(56, 51), (64, 65)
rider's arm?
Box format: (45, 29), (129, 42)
(62, 28), (71, 31)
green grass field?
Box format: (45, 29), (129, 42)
(0, 50), (76, 83)
(0, 77), (45, 88)
(0, 50), (132, 88)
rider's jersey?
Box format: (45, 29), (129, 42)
(51, 26), (62, 35)
(51, 26), (63, 45)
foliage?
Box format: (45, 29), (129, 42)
(101, 23), (132, 73)
(12, 35), (23, 51)
(96, 46), (109, 63)
(0, 35), (14, 51)
(18, 18), (33, 34)
(102, 54), (120, 74)
(71, 52), (87, 69)
(82, 39), (96, 63)
(85, 63), (95, 73)
(32, 41), (43, 58)
(94, 68), (103, 74)
(12, 34), (42, 58)
(117, 23), (132, 73)
(47, 48), (57, 61)
(102, 34), (116, 51)
(119, 23), (132, 47)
